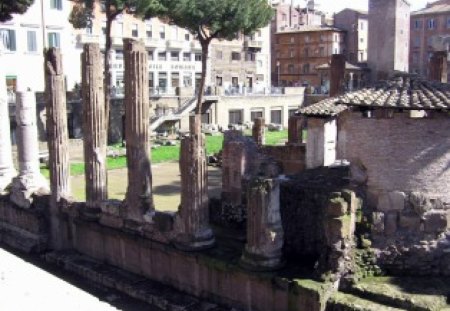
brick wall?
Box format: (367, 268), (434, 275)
(337, 111), (450, 203)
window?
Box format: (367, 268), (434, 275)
(195, 53), (202, 61)
(0, 29), (16, 51)
(27, 31), (37, 52)
(319, 47), (325, 57)
(132, 24), (138, 38)
(183, 73), (192, 87)
(158, 72), (167, 88)
(305, 35), (310, 43)
(231, 52), (241, 61)
(302, 63), (310, 74)
(288, 64), (295, 74)
(146, 24), (152, 38)
(148, 50), (154, 61)
(270, 110), (281, 124)
(183, 52), (191, 61)
(288, 109), (297, 117)
(334, 34), (338, 41)
(251, 110), (263, 121)
(86, 25), (93, 35)
(170, 51), (179, 61)
(171, 72), (179, 87)
(216, 51), (223, 59)
(414, 37), (420, 47)
(414, 20), (422, 29)
(159, 26), (165, 39)
(115, 49), (123, 60)
(290, 36), (295, 43)
(158, 52), (167, 61)
(48, 32), (60, 48)
(185, 33), (190, 41)
(289, 49), (295, 58)
(428, 18), (437, 29)
(360, 22), (364, 30)
(50, 0), (62, 10)
(229, 110), (243, 124)
(304, 48), (309, 57)
(232, 77), (238, 87)
(149, 72), (154, 88)
(360, 38), (364, 43)
(216, 76), (223, 86)
(245, 52), (256, 61)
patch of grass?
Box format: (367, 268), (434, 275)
(40, 131), (287, 177)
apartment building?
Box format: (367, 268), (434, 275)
(273, 26), (345, 88)
(0, 0), (77, 92)
(334, 9), (368, 64)
(410, 0), (450, 80)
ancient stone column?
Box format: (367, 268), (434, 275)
(240, 177), (284, 271)
(10, 91), (49, 208)
(0, 56), (16, 193)
(330, 54), (346, 97)
(252, 117), (265, 146)
(45, 48), (70, 202)
(123, 39), (154, 223)
(287, 115), (305, 145)
(175, 115), (215, 250)
(429, 51), (448, 83)
(82, 44), (107, 213)
(45, 48), (70, 249)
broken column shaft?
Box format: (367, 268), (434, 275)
(330, 54), (346, 97)
(175, 115), (215, 250)
(0, 59), (15, 193)
(10, 91), (49, 208)
(123, 39), (154, 223)
(287, 115), (305, 145)
(45, 48), (70, 202)
(81, 43), (107, 212)
(252, 117), (265, 146)
(240, 178), (284, 271)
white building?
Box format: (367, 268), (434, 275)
(0, 0), (78, 93)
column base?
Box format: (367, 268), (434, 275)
(173, 228), (215, 252)
(80, 206), (102, 221)
(239, 249), (285, 272)
(10, 173), (49, 208)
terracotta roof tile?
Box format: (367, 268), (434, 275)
(298, 75), (450, 116)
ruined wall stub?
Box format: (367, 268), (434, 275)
(0, 52), (16, 193)
(45, 48), (70, 202)
(10, 91), (49, 208)
(240, 178), (284, 271)
(81, 44), (107, 212)
(330, 54), (346, 97)
(287, 115), (305, 145)
(175, 115), (215, 250)
(123, 39), (154, 223)
(429, 51), (448, 83)
(252, 117), (265, 146)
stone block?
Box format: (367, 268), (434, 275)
(399, 213), (421, 231)
(409, 192), (433, 215)
(423, 211), (448, 233)
(372, 212), (385, 234)
(384, 212), (398, 236)
(377, 191), (405, 212)
(342, 189), (358, 213)
(328, 198), (348, 217)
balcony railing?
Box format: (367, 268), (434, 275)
(190, 41), (201, 51)
(166, 40), (185, 50)
(77, 34), (100, 45)
(244, 40), (263, 50)
(145, 37), (160, 48)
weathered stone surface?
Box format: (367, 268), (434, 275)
(384, 212), (398, 236)
(328, 198), (348, 217)
(122, 39), (154, 223)
(423, 211), (448, 234)
(398, 213), (420, 231)
(252, 117), (265, 146)
(81, 43), (107, 211)
(0, 51), (16, 193)
(174, 115), (214, 250)
(372, 212), (385, 234)
(240, 178), (284, 271)
(10, 91), (49, 208)
(287, 115), (305, 145)
(377, 191), (405, 212)
(409, 192), (434, 215)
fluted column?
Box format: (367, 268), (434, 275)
(0, 53), (16, 193)
(10, 91), (49, 208)
(252, 117), (265, 146)
(45, 48), (70, 202)
(175, 115), (215, 250)
(123, 39), (154, 223)
(82, 43), (107, 213)
(240, 178), (284, 271)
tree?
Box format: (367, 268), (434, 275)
(0, 0), (34, 22)
(146, 0), (273, 133)
(69, 0), (162, 140)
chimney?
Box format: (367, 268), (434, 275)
(429, 51), (448, 83)
(329, 54), (346, 97)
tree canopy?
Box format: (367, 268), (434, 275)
(0, 0), (35, 22)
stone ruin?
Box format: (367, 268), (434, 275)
(0, 42), (449, 311)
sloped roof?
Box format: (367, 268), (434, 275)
(412, 3), (450, 15)
(298, 75), (450, 117)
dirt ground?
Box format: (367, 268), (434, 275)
(70, 162), (222, 212)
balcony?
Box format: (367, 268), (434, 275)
(76, 34), (100, 45)
(166, 40), (185, 50)
(244, 40), (263, 51)
(111, 36), (124, 46)
(146, 37), (161, 48)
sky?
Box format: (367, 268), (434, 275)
(291, 0), (435, 13)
